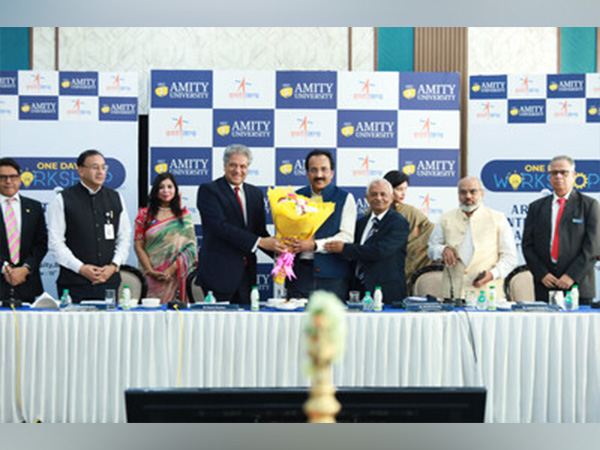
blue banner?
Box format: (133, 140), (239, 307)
(213, 109), (274, 147)
(400, 72), (460, 110)
(547, 74), (585, 98)
(508, 99), (546, 124)
(337, 110), (397, 148)
(18, 95), (58, 120)
(59, 71), (98, 96)
(469, 75), (508, 100)
(276, 71), (337, 109)
(150, 147), (212, 186)
(399, 149), (459, 187)
(151, 70), (213, 109)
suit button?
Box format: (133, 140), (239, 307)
(315, 267), (321, 273)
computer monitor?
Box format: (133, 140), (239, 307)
(125, 387), (486, 423)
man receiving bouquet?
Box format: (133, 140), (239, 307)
(270, 150), (356, 302)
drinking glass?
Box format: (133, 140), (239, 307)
(105, 289), (117, 311)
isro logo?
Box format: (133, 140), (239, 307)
(166, 115), (197, 138)
(105, 74), (132, 93)
(353, 79), (383, 101)
(508, 99), (545, 124)
(229, 77), (259, 99)
(474, 102), (502, 120)
(551, 100), (580, 119)
(413, 118), (443, 140)
(24, 73), (53, 92)
(514, 76), (542, 95)
(291, 116), (322, 139)
(65, 98), (93, 117)
(352, 155), (384, 177)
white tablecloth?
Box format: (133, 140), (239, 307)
(1, 309), (598, 423)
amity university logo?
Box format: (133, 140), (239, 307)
(99, 97), (137, 121)
(508, 99), (546, 124)
(151, 148), (212, 186)
(399, 72), (459, 110)
(276, 148), (335, 186)
(151, 70), (213, 108)
(481, 160), (600, 193)
(0, 71), (18, 95)
(587, 99), (600, 123)
(59, 72), (98, 96)
(338, 111), (397, 148)
(213, 109), (274, 147)
(19, 96), (59, 120)
(470, 75), (507, 100)
(276, 71), (336, 109)
(400, 149), (459, 187)
(547, 74), (585, 98)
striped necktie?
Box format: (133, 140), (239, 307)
(4, 198), (20, 264)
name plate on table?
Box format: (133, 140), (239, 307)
(511, 302), (560, 312)
(189, 303), (241, 311)
(404, 302), (455, 312)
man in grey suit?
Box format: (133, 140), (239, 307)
(522, 155), (600, 304)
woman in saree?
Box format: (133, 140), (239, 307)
(383, 170), (435, 290)
(134, 173), (197, 303)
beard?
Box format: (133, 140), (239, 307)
(460, 201), (481, 213)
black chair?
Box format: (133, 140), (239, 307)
(185, 271), (205, 303)
(409, 264), (445, 297)
(118, 265), (148, 300)
(503, 264), (535, 302)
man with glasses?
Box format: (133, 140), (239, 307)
(523, 155), (600, 304)
(428, 176), (517, 299)
(0, 158), (48, 302)
(48, 149), (131, 302)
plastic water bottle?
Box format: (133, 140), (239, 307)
(60, 289), (72, 307)
(565, 290), (574, 311)
(362, 291), (374, 311)
(373, 286), (383, 312)
(487, 286), (497, 311)
(121, 285), (131, 310)
(476, 290), (487, 311)
(570, 285), (580, 311)
(250, 286), (260, 311)
(204, 290), (216, 304)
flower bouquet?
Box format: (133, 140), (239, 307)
(267, 187), (335, 284)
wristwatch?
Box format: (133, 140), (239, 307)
(111, 262), (120, 272)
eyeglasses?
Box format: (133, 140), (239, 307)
(0, 174), (20, 182)
(82, 164), (109, 171)
(459, 189), (481, 196)
(549, 170), (572, 177)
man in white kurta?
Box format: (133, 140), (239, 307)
(428, 177), (517, 299)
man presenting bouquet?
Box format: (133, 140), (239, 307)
(196, 144), (285, 304)
(286, 150), (356, 301)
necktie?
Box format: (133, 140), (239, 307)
(551, 198), (566, 261)
(4, 198), (20, 264)
(365, 217), (380, 241)
(234, 186), (245, 221)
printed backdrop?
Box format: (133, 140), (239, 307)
(149, 70), (461, 298)
(469, 73), (600, 300)
(0, 70), (139, 298)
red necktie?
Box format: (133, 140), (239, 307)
(234, 186), (245, 220)
(551, 198), (566, 261)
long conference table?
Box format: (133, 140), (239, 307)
(0, 307), (599, 423)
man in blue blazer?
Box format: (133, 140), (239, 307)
(0, 158), (48, 302)
(523, 155), (600, 304)
(325, 179), (409, 304)
(196, 144), (284, 304)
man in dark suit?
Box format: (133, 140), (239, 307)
(0, 158), (48, 302)
(196, 144), (284, 304)
(324, 179), (409, 304)
(523, 155), (600, 304)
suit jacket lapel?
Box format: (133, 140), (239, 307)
(0, 205), (7, 258)
(219, 177), (245, 226)
(539, 196), (553, 244)
(355, 216), (368, 244)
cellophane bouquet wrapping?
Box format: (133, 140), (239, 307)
(267, 187), (335, 284)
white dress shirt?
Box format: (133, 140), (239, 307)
(550, 190), (572, 263)
(48, 182), (131, 274)
(360, 209), (389, 245)
(428, 208), (518, 279)
(229, 182), (261, 253)
(300, 189), (357, 259)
